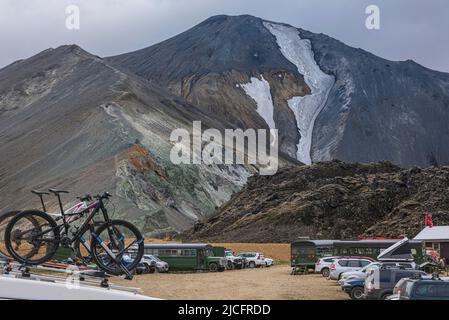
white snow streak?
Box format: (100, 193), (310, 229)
(264, 22), (335, 165)
(241, 76), (276, 129)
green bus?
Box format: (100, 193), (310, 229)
(291, 239), (425, 269)
(144, 243), (226, 272)
(291, 240), (334, 269)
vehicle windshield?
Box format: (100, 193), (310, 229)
(150, 255), (162, 262)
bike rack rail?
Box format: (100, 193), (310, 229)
(0, 259), (143, 294)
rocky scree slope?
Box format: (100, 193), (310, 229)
(183, 161), (449, 242)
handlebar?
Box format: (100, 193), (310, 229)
(77, 192), (111, 202)
(95, 192), (112, 200)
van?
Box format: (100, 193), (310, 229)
(364, 267), (426, 300)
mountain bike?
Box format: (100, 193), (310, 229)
(4, 189), (144, 279)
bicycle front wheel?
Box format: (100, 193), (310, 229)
(90, 220), (144, 276)
(5, 210), (60, 265)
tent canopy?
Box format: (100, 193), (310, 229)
(377, 237), (415, 261)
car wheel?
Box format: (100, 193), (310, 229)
(209, 262), (218, 272)
(249, 261), (256, 268)
(321, 268), (330, 277)
(380, 293), (391, 300)
(226, 260), (233, 270)
(350, 287), (364, 300)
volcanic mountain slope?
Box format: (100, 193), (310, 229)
(0, 45), (260, 236)
(183, 161), (449, 242)
(109, 14), (449, 167)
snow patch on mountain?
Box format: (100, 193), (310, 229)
(241, 76), (276, 129)
(263, 21), (335, 165)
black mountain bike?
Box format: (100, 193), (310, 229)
(4, 189), (144, 279)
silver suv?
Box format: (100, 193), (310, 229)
(329, 258), (372, 280)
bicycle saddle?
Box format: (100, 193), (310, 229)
(31, 190), (49, 196)
(48, 188), (69, 194)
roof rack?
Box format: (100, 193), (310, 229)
(0, 259), (142, 294)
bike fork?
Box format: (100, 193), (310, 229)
(92, 233), (134, 280)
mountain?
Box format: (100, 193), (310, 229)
(182, 161), (449, 242)
(0, 44), (259, 236)
(109, 14), (449, 167)
(2, 14), (449, 238)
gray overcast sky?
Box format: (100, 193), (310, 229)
(1, 0), (448, 72)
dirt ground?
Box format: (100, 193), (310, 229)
(114, 265), (348, 300)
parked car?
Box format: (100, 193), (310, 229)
(315, 257), (336, 277)
(392, 276), (449, 300)
(122, 255), (153, 275)
(316, 256), (374, 278)
(224, 250), (245, 269)
(364, 267), (427, 300)
(238, 252), (265, 268)
(341, 278), (366, 300)
(142, 255), (169, 273)
(265, 258), (274, 267)
(329, 258), (373, 280)
(339, 261), (416, 284)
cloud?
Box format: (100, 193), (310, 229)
(0, 0), (448, 72)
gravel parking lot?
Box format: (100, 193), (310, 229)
(115, 265), (348, 300)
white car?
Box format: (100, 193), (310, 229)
(329, 258), (372, 280)
(238, 252), (266, 268)
(224, 250), (245, 269)
(142, 255), (169, 273)
(315, 257), (338, 277)
(264, 258), (274, 267)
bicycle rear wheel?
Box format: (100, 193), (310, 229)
(5, 210), (60, 265)
(0, 211), (20, 258)
(90, 220), (144, 276)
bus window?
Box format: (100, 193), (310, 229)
(181, 249), (196, 256)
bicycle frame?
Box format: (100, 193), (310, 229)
(13, 193), (137, 279)
(61, 198), (110, 242)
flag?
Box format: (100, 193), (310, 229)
(425, 213), (433, 228)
